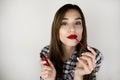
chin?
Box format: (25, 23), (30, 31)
(66, 43), (78, 47)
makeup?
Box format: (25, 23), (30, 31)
(67, 34), (91, 52)
(67, 34), (77, 39)
(40, 53), (50, 66)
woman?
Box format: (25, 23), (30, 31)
(40, 4), (102, 80)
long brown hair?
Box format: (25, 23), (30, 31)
(48, 4), (93, 80)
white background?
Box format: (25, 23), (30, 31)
(0, 0), (120, 80)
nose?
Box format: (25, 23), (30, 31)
(69, 24), (75, 32)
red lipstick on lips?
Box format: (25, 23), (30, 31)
(67, 34), (77, 39)
(67, 34), (91, 52)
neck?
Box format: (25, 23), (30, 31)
(62, 45), (76, 61)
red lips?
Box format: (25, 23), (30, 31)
(67, 34), (77, 39)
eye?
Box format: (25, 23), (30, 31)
(75, 21), (82, 25)
(61, 22), (67, 26)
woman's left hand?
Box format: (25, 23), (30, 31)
(74, 47), (96, 79)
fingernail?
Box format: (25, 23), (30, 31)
(77, 57), (79, 60)
(87, 46), (90, 49)
(81, 53), (85, 55)
(43, 61), (46, 64)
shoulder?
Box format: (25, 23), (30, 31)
(40, 45), (50, 57)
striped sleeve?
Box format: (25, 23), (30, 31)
(40, 45), (50, 80)
(92, 48), (103, 79)
(40, 45), (50, 58)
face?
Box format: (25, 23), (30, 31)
(59, 9), (83, 47)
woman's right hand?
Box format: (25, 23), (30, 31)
(40, 59), (56, 80)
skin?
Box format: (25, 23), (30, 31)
(60, 9), (83, 60)
(40, 9), (96, 80)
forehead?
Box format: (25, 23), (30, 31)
(63, 9), (81, 19)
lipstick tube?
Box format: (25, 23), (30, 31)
(40, 53), (50, 66)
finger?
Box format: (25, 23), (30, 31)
(40, 61), (47, 68)
(41, 71), (48, 79)
(87, 47), (96, 56)
(42, 69), (52, 75)
(47, 59), (55, 68)
(87, 47), (97, 68)
(82, 53), (94, 61)
(41, 73), (49, 80)
(43, 66), (53, 72)
(76, 57), (83, 68)
(40, 60), (47, 65)
(80, 56), (94, 71)
(82, 53), (96, 68)
(40, 63), (53, 80)
(77, 57), (90, 73)
(41, 69), (52, 79)
(41, 65), (52, 75)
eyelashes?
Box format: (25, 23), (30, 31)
(61, 22), (67, 26)
(61, 21), (82, 26)
(75, 22), (82, 25)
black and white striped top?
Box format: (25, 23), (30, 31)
(40, 45), (103, 80)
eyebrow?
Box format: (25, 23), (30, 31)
(62, 17), (82, 20)
(75, 18), (82, 20)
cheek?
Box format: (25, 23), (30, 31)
(77, 28), (83, 39)
(59, 28), (67, 42)
(80, 30), (83, 36)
